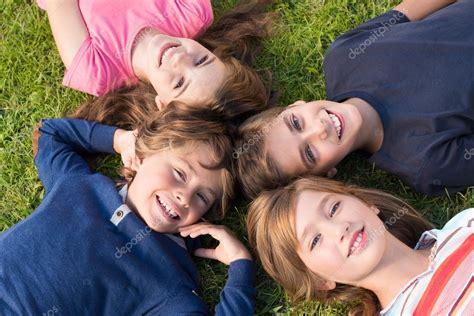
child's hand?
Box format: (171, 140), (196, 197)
(113, 129), (140, 170)
(179, 223), (252, 265)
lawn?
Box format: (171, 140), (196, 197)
(1, 0), (472, 315)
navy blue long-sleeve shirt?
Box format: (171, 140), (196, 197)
(324, 0), (474, 196)
(0, 119), (255, 315)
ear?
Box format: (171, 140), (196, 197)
(315, 279), (337, 291)
(155, 95), (165, 111)
(370, 205), (380, 215)
(326, 167), (337, 178)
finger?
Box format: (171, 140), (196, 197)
(180, 225), (223, 239)
(194, 248), (218, 261)
(192, 226), (228, 241)
(130, 157), (141, 171)
(179, 222), (215, 234)
(180, 225), (213, 238)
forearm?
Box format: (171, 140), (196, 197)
(395, 0), (456, 21)
(35, 118), (117, 191)
(44, 0), (88, 68)
(214, 259), (256, 316)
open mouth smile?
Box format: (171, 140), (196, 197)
(159, 44), (180, 67)
(347, 227), (367, 257)
(155, 195), (181, 221)
(327, 110), (344, 140)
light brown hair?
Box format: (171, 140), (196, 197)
(247, 176), (433, 315)
(120, 103), (235, 222)
(233, 106), (286, 199)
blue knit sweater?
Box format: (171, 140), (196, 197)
(0, 119), (255, 315)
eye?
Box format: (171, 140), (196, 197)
(197, 192), (208, 204)
(305, 145), (316, 164)
(310, 233), (321, 250)
(174, 168), (186, 182)
(329, 202), (340, 217)
(291, 114), (302, 131)
(174, 77), (184, 89)
(196, 56), (208, 66)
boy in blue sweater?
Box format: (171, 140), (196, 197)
(0, 106), (255, 315)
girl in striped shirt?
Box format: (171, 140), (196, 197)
(247, 176), (473, 315)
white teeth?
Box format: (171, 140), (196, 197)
(350, 232), (362, 255)
(329, 113), (342, 138)
(157, 196), (178, 219)
(161, 46), (177, 64)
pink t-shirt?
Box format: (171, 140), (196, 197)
(36, 0), (213, 96)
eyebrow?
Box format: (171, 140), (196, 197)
(174, 57), (216, 99)
(299, 194), (331, 247)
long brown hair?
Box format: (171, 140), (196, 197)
(73, 0), (277, 128)
(73, 82), (158, 130)
(198, 0), (278, 122)
(121, 103), (235, 222)
(247, 176), (433, 315)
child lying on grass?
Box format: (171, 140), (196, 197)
(0, 105), (254, 315)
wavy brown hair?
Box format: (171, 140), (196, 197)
(120, 103), (235, 222)
(247, 176), (433, 315)
(233, 106), (286, 199)
(73, 0), (277, 128)
(73, 82), (158, 130)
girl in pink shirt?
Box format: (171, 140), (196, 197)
(37, 0), (274, 121)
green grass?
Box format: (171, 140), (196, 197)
(1, 0), (473, 315)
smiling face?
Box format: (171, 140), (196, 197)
(265, 100), (363, 177)
(294, 190), (386, 285)
(126, 144), (223, 233)
(143, 34), (228, 109)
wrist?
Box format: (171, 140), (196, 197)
(230, 250), (252, 263)
(113, 129), (125, 153)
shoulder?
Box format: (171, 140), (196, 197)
(442, 209), (474, 231)
(155, 0), (214, 37)
(326, 10), (409, 57)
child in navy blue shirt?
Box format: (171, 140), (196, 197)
(235, 0), (473, 199)
(0, 106), (255, 315)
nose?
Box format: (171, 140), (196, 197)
(175, 189), (192, 209)
(305, 115), (329, 141)
(338, 222), (350, 242)
(171, 49), (192, 69)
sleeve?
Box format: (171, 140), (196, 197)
(62, 39), (129, 96)
(340, 10), (410, 39)
(442, 208), (474, 231)
(154, 260), (256, 315)
(416, 134), (474, 196)
(214, 259), (256, 315)
(35, 118), (118, 193)
(174, 0), (214, 38)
